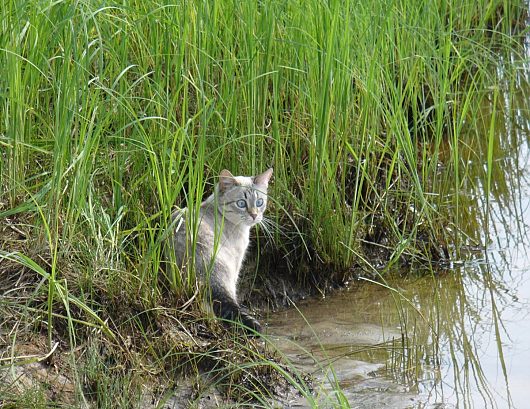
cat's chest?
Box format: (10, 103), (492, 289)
(220, 230), (249, 266)
(223, 234), (249, 256)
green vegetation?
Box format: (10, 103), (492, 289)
(1, 0), (527, 406)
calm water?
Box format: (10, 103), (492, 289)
(266, 65), (530, 409)
(267, 257), (530, 408)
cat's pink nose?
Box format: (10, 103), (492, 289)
(250, 212), (258, 220)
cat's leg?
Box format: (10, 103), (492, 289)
(210, 287), (262, 333)
(238, 308), (262, 333)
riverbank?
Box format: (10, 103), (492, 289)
(1, 0), (528, 406)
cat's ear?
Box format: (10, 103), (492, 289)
(219, 169), (237, 192)
(254, 168), (273, 187)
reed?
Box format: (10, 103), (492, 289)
(0, 0), (527, 406)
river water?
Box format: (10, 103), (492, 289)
(267, 254), (530, 408)
(266, 73), (530, 409)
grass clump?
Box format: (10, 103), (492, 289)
(1, 0), (528, 406)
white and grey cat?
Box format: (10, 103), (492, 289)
(172, 168), (273, 332)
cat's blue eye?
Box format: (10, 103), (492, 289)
(256, 198), (264, 207)
(236, 199), (247, 208)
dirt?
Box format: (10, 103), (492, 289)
(0, 209), (443, 408)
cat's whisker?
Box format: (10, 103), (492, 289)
(258, 220), (274, 243)
(259, 217), (290, 247)
(261, 216), (289, 239)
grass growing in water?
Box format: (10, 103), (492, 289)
(1, 0), (528, 406)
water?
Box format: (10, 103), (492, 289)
(266, 194), (530, 408)
(265, 66), (530, 409)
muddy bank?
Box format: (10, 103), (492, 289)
(0, 210), (443, 408)
(238, 230), (446, 314)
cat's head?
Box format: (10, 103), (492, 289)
(217, 168), (273, 227)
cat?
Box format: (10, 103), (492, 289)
(172, 168), (273, 332)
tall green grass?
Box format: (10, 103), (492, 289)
(1, 0), (527, 406)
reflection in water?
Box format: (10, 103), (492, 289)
(266, 282), (423, 408)
(266, 47), (530, 409)
(267, 256), (530, 408)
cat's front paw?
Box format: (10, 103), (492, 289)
(239, 311), (262, 334)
